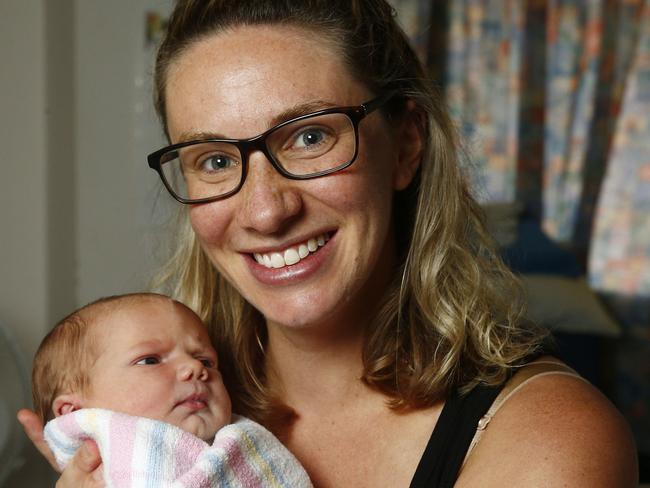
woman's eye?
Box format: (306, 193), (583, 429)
(199, 154), (237, 172)
(293, 128), (328, 149)
(135, 356), (160, 365)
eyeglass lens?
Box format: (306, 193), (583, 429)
(159, 112), (357, 201)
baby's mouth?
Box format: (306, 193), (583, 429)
(177, 393), (208, 410)
(252, 232), (331, 269)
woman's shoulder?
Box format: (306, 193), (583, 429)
(457, 357), (638, 487)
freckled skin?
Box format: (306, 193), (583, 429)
(165, 25), (406, 332)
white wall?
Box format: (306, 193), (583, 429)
(71, 0), (175, 309)
(74, 0), (174, 306)
(0, 1), (49, 360)
(1, 0), (173, 482)
(0, 1), (54, 484)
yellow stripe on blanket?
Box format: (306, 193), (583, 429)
(240, 430), (284, 488)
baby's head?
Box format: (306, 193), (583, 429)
(32, 293), (231, 441)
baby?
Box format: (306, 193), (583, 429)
(32, 292), (312, 487)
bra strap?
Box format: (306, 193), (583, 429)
(461, 359), (588, 467)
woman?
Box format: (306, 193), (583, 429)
(19, 0), (637, 486)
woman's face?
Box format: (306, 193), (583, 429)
(165, 25), (417, 331)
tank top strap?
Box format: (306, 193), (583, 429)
(461, 357), (588, 468)
(410, 381), (504, 488)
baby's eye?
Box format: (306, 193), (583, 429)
(135, 356), (160, 365)
(199, 358), (216, 368)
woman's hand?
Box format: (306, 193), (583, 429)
(17, 408), (57, 470)
(56, 440), (104, 487)
(17, 408), (105, 487)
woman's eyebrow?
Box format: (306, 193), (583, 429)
(175, 100), (338, 143)
(268, 100), (337, 127)
(176, 130), (226, 144)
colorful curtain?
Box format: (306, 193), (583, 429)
(543, 0), (603, 242)
(445, 0), (525, 203)
(391, 0), (650, 453)
(589, 0), (650, 295)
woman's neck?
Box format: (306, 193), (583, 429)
(264, 318), (368, 409)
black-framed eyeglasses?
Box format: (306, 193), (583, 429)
(147, 92), (394, 204)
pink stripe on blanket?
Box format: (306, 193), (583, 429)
(107, 414), (138, 485)
(56, 411), (84, 438)
(173, 431), (207, 480)
(176, 465), (212, 487)
(221, 434), (264, 487)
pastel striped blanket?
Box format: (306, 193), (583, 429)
(44, 409), (312, 487)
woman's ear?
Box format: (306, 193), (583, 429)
(393, 100), (425, 191)
(52, 393), (85, 417)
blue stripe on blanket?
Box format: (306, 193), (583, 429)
(46, 431), (79, 458)
(146, 421), (167, 487)
(204, 449), (234, 488)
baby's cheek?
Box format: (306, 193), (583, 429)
(215, 381), (232, 418)
(134, 401), (170, 422)
(108, 381), (164, 418)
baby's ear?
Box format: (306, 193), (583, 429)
(52, 393), (84, 417)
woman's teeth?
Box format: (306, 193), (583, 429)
(253, 233), (329, 269)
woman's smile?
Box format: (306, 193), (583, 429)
(251, 231), (332, 270)
(244, 231), (335, 286)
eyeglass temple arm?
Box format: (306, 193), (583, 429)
(362, 91), (397, 115)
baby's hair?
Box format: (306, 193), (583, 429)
(31, 292), (179, 423)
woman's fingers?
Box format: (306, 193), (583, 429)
(16, 408), (59, 471)
(56, 440), (105, 488)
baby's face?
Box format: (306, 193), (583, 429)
(83, 298), (231, 442)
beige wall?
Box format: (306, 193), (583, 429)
(1, 0), (172, 482)
(0, 1), (50, 360)
(1, 2), (55, 484)
(74, 0), (174, 307)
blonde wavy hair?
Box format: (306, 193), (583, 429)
(151, 0), (547, 425)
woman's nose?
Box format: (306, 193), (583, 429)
(237, 151), (303, 234)
(177, 358), (208, 382)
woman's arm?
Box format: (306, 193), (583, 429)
(17, 408), (105, 487)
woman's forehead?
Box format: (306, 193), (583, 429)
(164, 24), (369, 140)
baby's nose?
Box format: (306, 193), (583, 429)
(178, 358), (208, 381)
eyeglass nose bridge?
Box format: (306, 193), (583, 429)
(236, 131), (305, 184)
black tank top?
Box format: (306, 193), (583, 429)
(409, 383), (505, 488)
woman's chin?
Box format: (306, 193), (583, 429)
(260, 295), (359, 333)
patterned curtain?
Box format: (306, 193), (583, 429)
(589, 0), (650, 296)
(391, 0), (650, 455)
(543, 0), (603, 243)
(445, 0), (525, 203)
